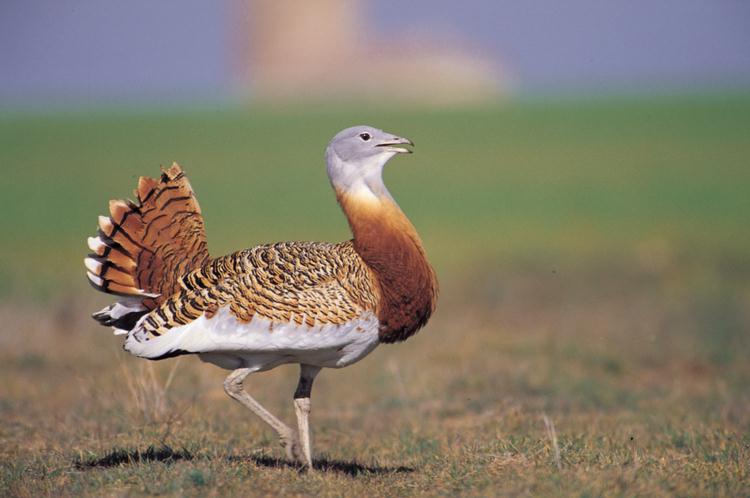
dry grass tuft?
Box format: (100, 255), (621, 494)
(542, 414), (561, 471)
(120, 359), (183, 424)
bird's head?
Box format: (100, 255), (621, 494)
(325, 125), (413, 199)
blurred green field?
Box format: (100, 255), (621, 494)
(2, 94), (749, 297)
(1, 95), (749, 496)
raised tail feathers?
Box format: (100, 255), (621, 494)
(86, 163), (210, 330)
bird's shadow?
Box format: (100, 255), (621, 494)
(74, 445), (194, 469)
(74, 445), (414, 477)
(232, 454), (415, 476)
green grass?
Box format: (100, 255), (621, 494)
(1, 95), (749, 296)
(1, 95), (749, 496)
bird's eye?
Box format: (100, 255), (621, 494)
(359, 133), (371, 141)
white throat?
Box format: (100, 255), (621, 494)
(326, 148), (395, 201)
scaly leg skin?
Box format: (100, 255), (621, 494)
(223, 368), (304, 462)
(293, 364), (321, 469)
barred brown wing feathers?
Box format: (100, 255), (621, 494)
(86, 163), (210, 308)
(135, 241), (380, 339)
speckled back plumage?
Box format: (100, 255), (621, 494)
(136, 241), (379, 339)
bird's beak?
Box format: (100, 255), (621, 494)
(376, 136), (414, 154)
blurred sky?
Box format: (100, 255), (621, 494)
(1, 0), (749, 108)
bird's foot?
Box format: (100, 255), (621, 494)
(280, 432), (309, 468)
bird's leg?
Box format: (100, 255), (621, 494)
(293, 364), (321, 469)
(223, 368), (301, 461)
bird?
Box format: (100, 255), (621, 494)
(84, 125), (438, 468)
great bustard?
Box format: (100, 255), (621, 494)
(85, 126), (438, 468)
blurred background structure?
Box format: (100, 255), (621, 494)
(235, 0), (500, 103)
(1, 2), (749, 496)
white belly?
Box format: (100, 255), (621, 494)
(124, 307), (381, 371)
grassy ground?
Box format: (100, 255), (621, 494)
(1, 95), (749, 496)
